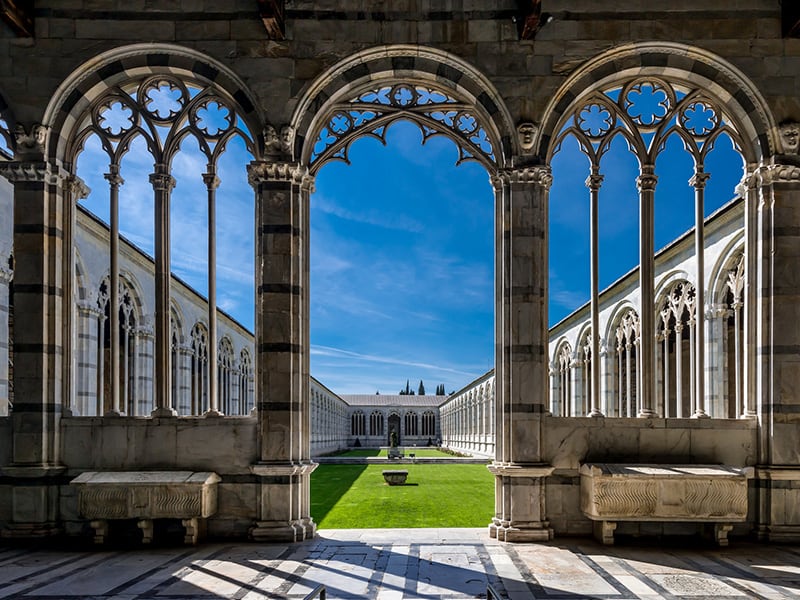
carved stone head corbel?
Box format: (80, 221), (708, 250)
(516, 121), (538, 153)
(14, 123), (49, 158)
(779, 121), (800, 156)
(279, 124), (295, 156)
(263, 124), (281, 157)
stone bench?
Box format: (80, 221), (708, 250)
(382, 470), (408, 485)
(580, 463), (752, 546)
(70, 471), (220, 545)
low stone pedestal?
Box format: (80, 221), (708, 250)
(382, 470), (408, 485)
(580, 463), (752, 546)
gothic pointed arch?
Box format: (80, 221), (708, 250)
(42, 43), (264, 167)
(291, 45), (517, 172)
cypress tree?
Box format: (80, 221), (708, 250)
(418, 380), (425, 395)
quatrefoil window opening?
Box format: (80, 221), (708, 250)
(310, 83), (498, 168)
(554, 77), (739, 167)
(77, 75), (254, 169)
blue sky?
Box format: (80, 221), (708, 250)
(74, 104), (744, 396)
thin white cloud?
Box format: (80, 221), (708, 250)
(310, 344), (480, 378)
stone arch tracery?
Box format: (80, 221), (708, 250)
(293, 45), (517, 172)
(540, 42), (773, 419)
(46, 44), (260, 418)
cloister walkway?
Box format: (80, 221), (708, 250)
(1, 528), (799, 599)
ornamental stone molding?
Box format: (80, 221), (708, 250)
(250, 462), (318, 477)
(750, 163), (800, 186)
(0, 160), (52, 183)
(65, 175), (90, 200)
(487, 463), (555, 478)
(247, 161), (309, 186)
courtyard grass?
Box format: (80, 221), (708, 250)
(311, 463), (494, 529)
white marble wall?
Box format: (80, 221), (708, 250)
(309, 378), (349, 456)
(440, 371), (495, 458)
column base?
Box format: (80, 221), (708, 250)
(203, 409), (224, 418)
(490, 521), (553, 542)
(151, 406), (178, 417)
(104, 409), (125, 417)
(755, 524), (800, 543)
(1, 522), (63, 539)
(249, 520), (311, 543)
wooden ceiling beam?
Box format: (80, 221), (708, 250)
(0, 0), (33, 37)
(257, 0), (285, 40)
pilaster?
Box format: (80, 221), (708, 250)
(751, 159), (800, 542)
(488, 163), (553, 542)
(0, 153), (70, 538)
(247, 160), (317, 542)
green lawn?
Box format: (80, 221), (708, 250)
(311, 464), (494, 528)
(330, 448), (460, 458)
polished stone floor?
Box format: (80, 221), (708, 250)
(1, 528), (800, 599)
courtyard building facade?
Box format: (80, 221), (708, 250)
(0, 1), (798, 546)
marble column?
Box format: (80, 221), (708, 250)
(488, 164), (554, 543)
(691, 170), (710, 418)
(586, 168), (603, 416)
(637, 165), (657, 417)
(204, 169), (222, 417)
(150, 166), (177, 417)
(247, 161), (316, 543)
(752, 157), (800, 542)
(105, 166), (124, 416)
(0, 146), (70, 538)
(0, 258), (11, 417)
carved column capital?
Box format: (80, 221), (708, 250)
(585, 172), (604, 191)
(688, 170), (711, 189)
(502, 165), (553, 189)
(636, 165), (658, 191)
(104, 165), (124, 189)
(149, 170), (176, 192)
(65, 175), (91, 200)
(0, 264), (12, 284)
(247, 160), (309, 187)
(202, 171), (221, 191)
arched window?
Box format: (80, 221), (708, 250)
(351, 410), (365, 437)
(218, 337), (235, 414)
(95, 276), (140, 416)
(170, 307), (185, 415)
(552, 341), (573, 416)
(725, 254), (745, 418)
(613, 310), (640, 417)
(190, 323), (209, 415)
(657, 281), (696, 418)
(69, 67), (257, 418)
(239, 349), (253, 414)
(405, 411), (418, 436)
(549, 72), (746, 418)
(421, 410), (436, 437)
(369, 411), (384, 437)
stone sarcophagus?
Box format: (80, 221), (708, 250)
(580, 464), (752, 546)
(71, 471), (220, 544)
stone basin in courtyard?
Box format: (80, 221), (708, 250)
(382, 470), (408, 485)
